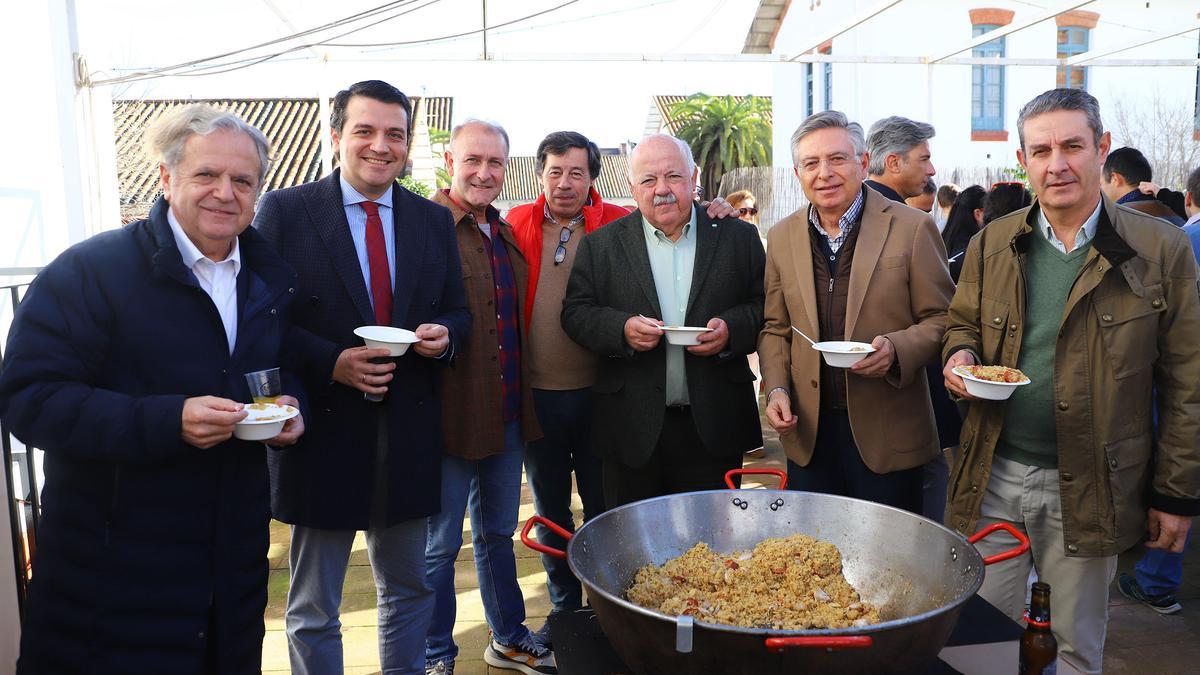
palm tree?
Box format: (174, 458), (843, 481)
(669, 94), (772, 201)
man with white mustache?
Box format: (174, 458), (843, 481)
(562, 134), (766, 507)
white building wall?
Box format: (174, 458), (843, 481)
(770, 0), (1200, 182)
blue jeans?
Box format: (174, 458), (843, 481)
(524, 388), (605, 611)
(1135, 530), (1192, 595)
(286, 518), (433, 675)
(425, 420), (529, 664)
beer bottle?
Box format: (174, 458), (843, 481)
(1019, 581), (1057, 674)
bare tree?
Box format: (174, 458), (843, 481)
(1111, 90), (1200, 191)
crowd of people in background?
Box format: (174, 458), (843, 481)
(0, 81), (1197, 675)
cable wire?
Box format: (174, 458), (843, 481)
(323, 0), (584, 47)
(90, 0), (434, 85)
(91, 0), (585, 85)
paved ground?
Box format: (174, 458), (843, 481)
(262, 416), (1200, 674)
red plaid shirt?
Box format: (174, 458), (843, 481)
(482, 211), (521, 421)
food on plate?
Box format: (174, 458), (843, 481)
(243, 402), (295, 422)
(626, 534), (881, 630)
(848, 346), (867, 352)
(956, 365), (1028, 384)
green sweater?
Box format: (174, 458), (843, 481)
(995, 234), (1090, 468)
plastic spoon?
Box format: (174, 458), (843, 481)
(638, 314), (664, 332)
(791, 325), (818, 347)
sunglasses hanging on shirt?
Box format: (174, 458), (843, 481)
(554, 227), (572, 265)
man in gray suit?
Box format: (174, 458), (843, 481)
(562, 134), (765, 507)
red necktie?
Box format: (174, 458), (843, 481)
(360, 201), (392, 326)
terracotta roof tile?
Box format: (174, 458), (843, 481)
(114, 96), (452, 221)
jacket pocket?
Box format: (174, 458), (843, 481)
(1094, 288), (1165, 379)
(460, 260), (473, 278)
(979, 297), (1010, 364)
(1103, 433), (1153, 543)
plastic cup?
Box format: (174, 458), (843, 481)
(244, 367), (282, 403)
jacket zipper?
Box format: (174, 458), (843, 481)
(826, 276), (835, 340)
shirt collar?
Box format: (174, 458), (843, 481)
(543, 199), (586, 228)
(808, 188), (865, 237)
(642, 204), (696, 244)
(166, 203), (241, 272)
(1037, 196), (1103, 252)
(1116, 189), (1151, 205)
(439, 188), (501, 227)
(340, 173), (393, 210)
(1185, 212), (1200, 228)
(865, 179), (903, 204)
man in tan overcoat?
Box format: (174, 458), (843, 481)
(758, 110), (954, 513)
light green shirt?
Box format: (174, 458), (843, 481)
(1038, 197), (1102, 253)
(642, 207), (697, 406)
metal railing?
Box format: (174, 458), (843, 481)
(1, 266), (41, 619)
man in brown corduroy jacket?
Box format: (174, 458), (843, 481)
(424, 119), (555, 675)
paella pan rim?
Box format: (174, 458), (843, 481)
(566, 488), (987, 637)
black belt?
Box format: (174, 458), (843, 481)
(665, 403), (691, 412)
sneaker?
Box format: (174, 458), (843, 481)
(1118, 572), (1182, 615)
(533, 618), (554, 650)
(484, 632), (558, 675)
(425, 659), (454, 675)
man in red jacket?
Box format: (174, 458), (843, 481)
(507, 132), (628, 635)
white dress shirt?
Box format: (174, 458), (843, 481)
(167, 207), (241, 353)
(339, 175), (397, 308)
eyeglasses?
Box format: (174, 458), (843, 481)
(799, 154), (857, 173)
(738, 207), (759, 216)
(553, 227), (572, 265)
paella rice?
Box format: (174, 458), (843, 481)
(626, 534), (881, 630)
(955, 364), (1028, 383)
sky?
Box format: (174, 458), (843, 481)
(76, 0), (774, 154)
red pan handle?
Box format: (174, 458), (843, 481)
(967, 522), (1031, 566)
(765, 636), (873, 652)
(520, 515), (572, 560)
(725, 468), (788, 490)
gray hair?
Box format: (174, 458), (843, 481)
(789, 111), (866, 167)
(146, 104), (271, 186)
(450, 118), (511, 158)
(865, 116), (935, 175)
(627, 134), (697, 179)
(1016, 88), (1104, 150)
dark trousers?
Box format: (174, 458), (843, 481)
(603, 406), (743, 509)
(922, 363), (958, 522)
(524, 388), (605, 611)
(786, 409), (923, 514)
